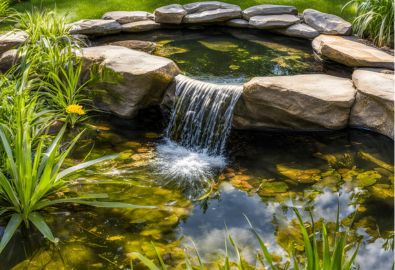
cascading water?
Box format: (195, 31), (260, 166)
(166, 75), (242, 155)
(153, 75), (242, 196)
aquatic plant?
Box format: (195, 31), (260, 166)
(0, 72), (151, 254)
(130, 208), (361, 269)
(344, 0), (394, 47)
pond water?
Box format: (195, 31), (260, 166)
(1, 111), (393, 270)
(95, 28), (324, 83)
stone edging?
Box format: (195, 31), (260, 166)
(0, 2), (393, 139)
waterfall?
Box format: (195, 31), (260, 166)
(166, 75), (242, 155)
(153, 75), (242, 197)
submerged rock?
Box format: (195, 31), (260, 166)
(249, 14), (300, 29)
(79, 45), (180, 118)
(313, 35), (394, 69)
(303, 9), (352, 35)
(234, 74), (356, 130)
(242, 4), (297, 20)
(154, 4), (187, 24)
(350, 68), (394, 139)
(102, 11), (154, 24)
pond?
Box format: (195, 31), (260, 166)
(1, 110), (393, 270)
(94, 28), (325, 83)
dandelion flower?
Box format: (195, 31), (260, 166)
(66, 104), (86, 115)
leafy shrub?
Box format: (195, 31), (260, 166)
(345, 0), (394, 47)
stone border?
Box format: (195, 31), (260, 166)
(0, 2), (393, 139)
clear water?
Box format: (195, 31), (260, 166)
(95, 28), (324, 83)
(1, 113), (393, 270)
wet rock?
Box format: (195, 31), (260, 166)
(242, 4), (297, 20)
(102, 11), (154, 24)
(303, 9), (352, 35)
(79, 45), (180, 118)
(274, 23), (319, 39)
(312, 35), (394, 69)
(183, 7), (242, 23)
(0, 49), (18, 72)
(154, 4), (187, 24)
(108, 40), (156, 53)
(121, 20), (161, 32)
(225, 18), (250, 28)
(69, 19), (122, 36)
(0, 31), (27, 54)
(249, 14), (300, 29)
(350, 68), (394, 139)
(234, 74), (356, 130)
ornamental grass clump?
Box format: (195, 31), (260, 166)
(0, 69), (153, 255)
(344, 0), (394, 47)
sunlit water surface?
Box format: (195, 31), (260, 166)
(1, 113), (393, 270)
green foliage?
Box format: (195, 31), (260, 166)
(131, 209), (360, 269)
(0, 0), (11, 17)
(13, 9), (92, 127)
(345, 0), (394, 47)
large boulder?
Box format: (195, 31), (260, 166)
(303, 9), (352, 35)
(274, 23), (319, 39)
(182, 1), (241, 23)
(234, 74), (356, 130)
(69, 19), (122, 36)
(102, 11), (154, 24)
(242, 4), (297, 20)
(313, 35), (394, 70)
(121, 20), (161, 32)
(0, 31), (27, 54)
(78, 45), (180, 118)
(350, 68), (394, 139)
(154, 4), (187, 24)
(249, 15), (300, 29)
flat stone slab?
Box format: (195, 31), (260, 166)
(183, 1), (240, 14)
(183, 8), (241, 23)
(233, 74), (356, 130)
(107, 40), (156, 54)
(102, 11), (154, 24)
(249, 14), (300, 29)
(122, 20), (161, 32)
(242, 4), (297, 20)
(79, 45), (180, 118)
(154, 4), (187, 24)
(313, 35), (394, 69)
(274, 23), (319, 39)
(69, 19), (122, 36)
(303, 9), (352, 35)
(225, 18), (249, 28)
(0, 31), (27, 54)
(350, 68), (394, 138)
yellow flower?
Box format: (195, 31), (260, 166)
(66, 104), (86, 115)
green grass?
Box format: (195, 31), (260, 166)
(11, 0), (356, 22)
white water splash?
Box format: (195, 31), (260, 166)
(153, 139), (226, 196)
